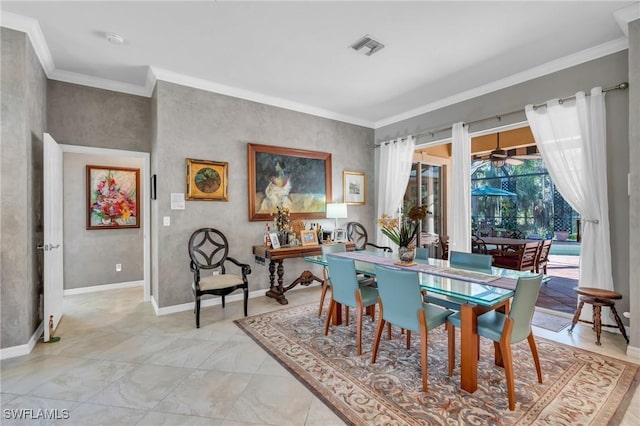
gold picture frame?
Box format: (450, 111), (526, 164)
(186, 158), (228, 201)
(300, 229), (319, 246)
(343, 171), (365, 205)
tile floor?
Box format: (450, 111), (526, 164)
(1, 285), (638, 425)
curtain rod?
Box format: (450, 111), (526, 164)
(374, 82), (628, 148)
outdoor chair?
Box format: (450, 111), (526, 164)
(471, 235), (488, 254)
(447, 274), (544, 410)
(324, 255), (379, 355)
(318, 243), (374, 318)
(346, 222), (392, 253)
(188, 228), (250, 328)
(536, 239), (553, 274)
(492, 241), (540, 272)
(372, 265), (452, 392)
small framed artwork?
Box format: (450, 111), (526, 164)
(333, 228), (346, 242)
(300, 229), (319, 246)
(343, 171), (365, 205)
(269, 232), (281, 249)
(87, 165), (140, 230)
(186, 158), (228, 201)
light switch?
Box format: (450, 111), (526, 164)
(163, 216), (171, 226)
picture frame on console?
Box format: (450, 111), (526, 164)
(300, 230), (319, 246)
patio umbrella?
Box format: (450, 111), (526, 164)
(471, 186), (516, 197)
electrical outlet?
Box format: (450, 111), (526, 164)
(116, 263), (122, 272)
(163, 216), (171, 226)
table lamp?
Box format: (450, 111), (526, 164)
(326, 203), (348, 229)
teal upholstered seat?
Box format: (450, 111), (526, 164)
(447, 274), (543, 410)
(324, 256), (379, 355)
(372, 265), (452, 392)
(318, 243), (373, 318)
(425, 251), (493, 310)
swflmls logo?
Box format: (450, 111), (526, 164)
(3, 408), (70, 420)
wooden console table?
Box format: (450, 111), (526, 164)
(253, 242), (355, 305)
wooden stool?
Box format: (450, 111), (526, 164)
(569, 287), (629, 345)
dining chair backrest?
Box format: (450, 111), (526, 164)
(322, 243), (346, 256)
(449, 251), (493, 274)
(508, 274), (543, 343)
(536, 239), (552, 265)
(519, 242), (541, 271)
(415, 247), (429, 260)
(326, 255), (361, 308)
(374, 265), (424, 332)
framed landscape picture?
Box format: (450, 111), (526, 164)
(343, 171), (365, 205)
(87, 165), (140, 230)
(186, 158), (229, 201)
(248, 143), (332, 221)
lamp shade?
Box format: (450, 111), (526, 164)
(326, 203), (348, 219)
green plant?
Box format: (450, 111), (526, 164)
(377, 205), (429, 247)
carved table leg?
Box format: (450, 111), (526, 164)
(265, 260), (288, 305)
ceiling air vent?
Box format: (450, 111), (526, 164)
(350, 34), (385, 56)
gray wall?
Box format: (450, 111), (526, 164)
(628, 19), (639, 348)
(47, 81), (151, 153)
(63, 153), (144, 289)
(376, 51), (632, 326)
(152, 81), (374, 308)
(1, 28), (46, 348)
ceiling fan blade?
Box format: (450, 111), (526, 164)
(511, 153), (542, 160)
(506, 158), (523, 166)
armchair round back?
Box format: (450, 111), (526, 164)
(188, 228), (229, 270)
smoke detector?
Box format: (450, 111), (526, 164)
(350, 34), (385, 56)
(105, 32), (124, 45)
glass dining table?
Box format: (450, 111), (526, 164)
(304, 250), (539, 394)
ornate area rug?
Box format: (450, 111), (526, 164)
(235, 303), (639, 425)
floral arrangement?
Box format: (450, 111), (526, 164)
(91, 172), (137, 225)
(272, 205), (291, 233)
(377, 205), (429, 248)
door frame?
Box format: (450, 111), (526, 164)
(60, 145), (151, 301)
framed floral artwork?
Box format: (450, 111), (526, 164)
(87, 165), (140, 230)
(186, 158), (229, 201)
(343, 170), (365, 205)
(248, 143), (332, 221)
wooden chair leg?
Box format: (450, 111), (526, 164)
(418, 312), (429, 392)
(406, 330), (411, 349)
(610, 304), (630, 343)
(500, 340), (516, 411)
(447, 323), (455, 377)
(324, 300), (335, 336)
(356, 307), (363, 355)
(527, 333), (543, 383)
(387, 322), (392, 340)
(345, 307), (350, 326)
(569, 300), (585, 333)
(371, 313), (386, 364)
(318, 280), (329, 317)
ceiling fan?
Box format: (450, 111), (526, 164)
(472, 133), (541, 168)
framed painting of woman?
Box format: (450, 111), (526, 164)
(248, 143), (332, 221)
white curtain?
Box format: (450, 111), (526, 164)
(449, 122), (471, 253)
(526, 87), (614, 323)
(376, 136), (416, 247)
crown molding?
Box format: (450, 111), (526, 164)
(150, 66), (373, 128)
(1, 11), (55, 75)
(49, 68), (151, 97)
(614, 2), (640, 37)
(374, 37), (629, 129)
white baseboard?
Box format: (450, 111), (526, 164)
(0, 321), (44, 360)
(64, 280), (143, 296)
(153, 288), (267, 316)
(626, 345), (640, 360)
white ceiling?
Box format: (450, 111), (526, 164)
(1, 1), (637, 128)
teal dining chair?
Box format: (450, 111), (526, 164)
(449, 250), (493, 273)
(447, 274), (544, 410)
(318, 243), (373, 318)
(372, 265), (452, 392)
(324, 255), (379, 355)
(415, 247), (429, 260)
(425, 251), (494, 310)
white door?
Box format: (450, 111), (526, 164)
(43, 133), (64, 342)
